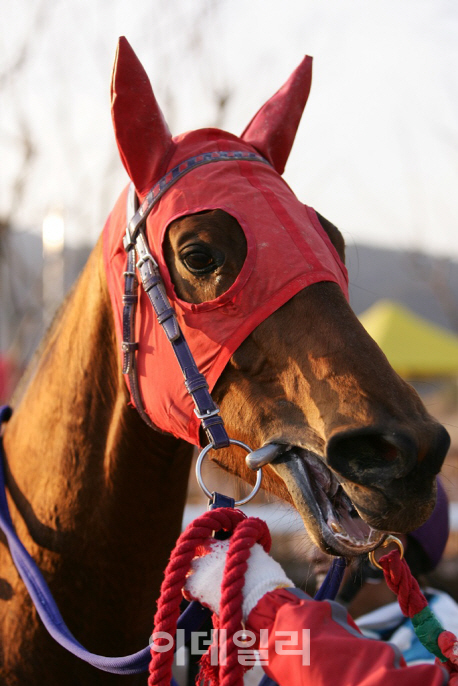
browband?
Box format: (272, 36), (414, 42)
(123, 150), (269, 251)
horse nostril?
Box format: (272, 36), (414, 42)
(326, 428), (417, 486)
(425, 425), (451, 475)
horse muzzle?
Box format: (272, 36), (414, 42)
(247, 443), (386, 557)
(247, 421), (450, 556)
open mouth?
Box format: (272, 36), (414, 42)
(247, 444), (386, 557)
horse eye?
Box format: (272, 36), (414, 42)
(181, 249), (217, 274)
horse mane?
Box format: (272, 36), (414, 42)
(10, 285), (78, 407)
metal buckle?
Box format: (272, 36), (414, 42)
(123, 225), (135, 252)
(136, 250), (158, 270)
(194, 407), (221, 420)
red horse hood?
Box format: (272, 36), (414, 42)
(103, 129), (348, 445)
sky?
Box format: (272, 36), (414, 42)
(1, 0), (458, 258)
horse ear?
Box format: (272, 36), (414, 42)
(241, 56), (313, 175)
(111, 37), (174, 196)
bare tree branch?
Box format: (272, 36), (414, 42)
(0, 0), (48, 85)
(0, 0), (49, 242)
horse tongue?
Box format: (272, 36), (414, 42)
(246, 443), (289, 469)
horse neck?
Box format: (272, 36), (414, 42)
(2, 236), (193, 652)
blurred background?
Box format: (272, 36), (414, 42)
(1, 0), (458, 597)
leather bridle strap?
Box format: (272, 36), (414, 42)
(120, 150), (270, 449)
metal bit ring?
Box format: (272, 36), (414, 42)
(196, 440), (262, 506)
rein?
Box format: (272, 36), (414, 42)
(0, 404), (345, 678)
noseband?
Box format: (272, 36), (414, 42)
(121, 150), (270, 449)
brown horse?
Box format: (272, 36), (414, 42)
(0, 37), (449, 685)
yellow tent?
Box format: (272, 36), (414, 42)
(359, 300), (458, 378)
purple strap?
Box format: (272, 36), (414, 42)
(313, 555), (346, 600)
(0, 405), (208, 676)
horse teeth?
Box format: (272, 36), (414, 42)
(330, 520), (344, 534)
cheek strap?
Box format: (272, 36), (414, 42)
(119, 151), (269, 447)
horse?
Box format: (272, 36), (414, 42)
(0, 37), (450, 685)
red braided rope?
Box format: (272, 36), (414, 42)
(218, 517), (271, 686)
(378, 549), (427, 617)
(148, 508), (245, 686)
(379, 548), (458, 676)
(438, 631), (458, 668)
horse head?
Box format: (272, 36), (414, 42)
(107, 37), (450, 558)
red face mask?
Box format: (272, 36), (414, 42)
(103, 39), (348, 446)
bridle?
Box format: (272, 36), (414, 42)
(121, 149), (270, 449)
(0, 153), (353, 678)
(0, 152), (273, 676)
